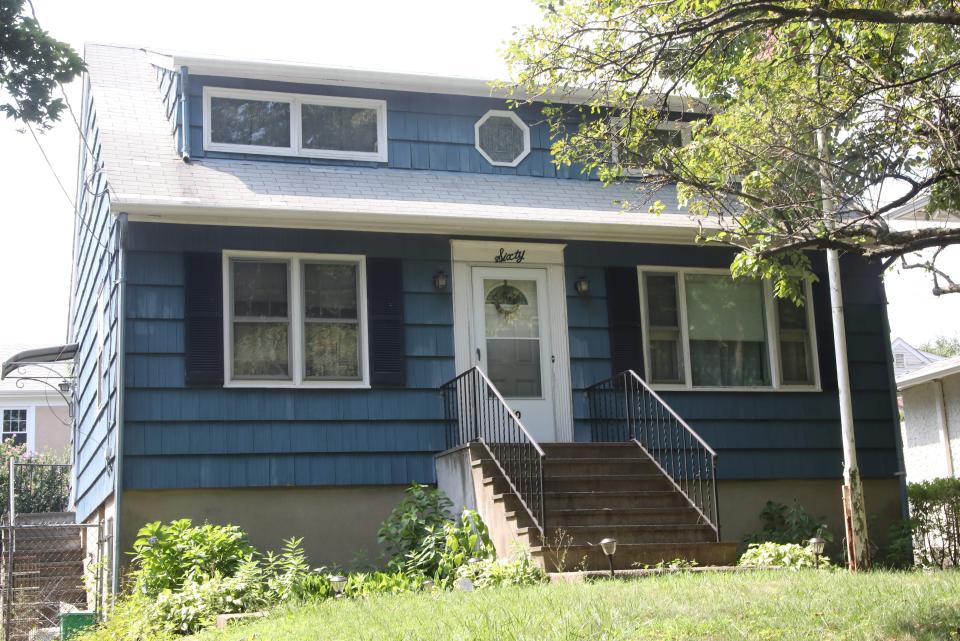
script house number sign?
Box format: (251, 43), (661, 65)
(494, 248), (526, 264)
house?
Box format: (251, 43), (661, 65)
(70, 43), (906, 584)
(897, 356), (960, 482)
(0, 344), (72, 456)
(891, 337), (944, 379)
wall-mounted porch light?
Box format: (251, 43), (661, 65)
(433, 270), (449, 291)
(575, 276), (590, 297)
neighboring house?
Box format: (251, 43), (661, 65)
(70, 43), (906, 584)
(897, 356), (960, 483)
(0, 345), (72, 455)
(891, 337), (945, 379)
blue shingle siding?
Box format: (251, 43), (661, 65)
(184, 75), (591, 179)
(121, 225), (899, 490)
(121, 224), (453, 490)
(71, 77), (122, 522)
(564, 242), (900, 480)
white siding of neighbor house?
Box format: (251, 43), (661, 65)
(901, 372), (960, 482)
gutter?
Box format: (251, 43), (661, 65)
(111, 213), (128, 594)
(179, 66), (190, 161)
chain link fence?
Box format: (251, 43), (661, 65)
(0, 462), (107, 641)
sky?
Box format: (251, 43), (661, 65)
(0, 0), (957, 355)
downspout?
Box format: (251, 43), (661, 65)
(933, 380), (955, 478)
(179, 66), (191, 162)
(111, 213), (128, 595)
(879, 285), (910, 520)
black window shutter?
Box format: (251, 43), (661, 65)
(811, 278), (838, 391)
(184, 252), (224, 386)
(604, 267), (644, 377)
(367, 258), (406, 387)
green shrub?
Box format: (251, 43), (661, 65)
(744, 500), (831, 547)
(738, 542), (832, 569)
(455, 552), (545, 588)
(131, 519), (255, 596)
(377, 483), (452, 569)
(404, 509), (495, 583)
(874, 519), (915, 569)
(344, 571), (428, 597)
(908, 477), (960, 568)
(0, 439), (70, 516)
(74, 596), (170, 641)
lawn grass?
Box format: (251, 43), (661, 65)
(195, 570), (960, 641)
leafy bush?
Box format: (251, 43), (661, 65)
(377, 483), (453, 569)
(74, 596), (171, 641)
(0, 439), (70, 516)
(908, 477), (960, 568)
(455, 552), (545, 588)
(874, 519), (915, 569)
(404, 509), (495, 583)
(744, 500), (831, 547)
(131, 519), (255, 596)
(738, 542), (832, 569)
(344, 571), (428, 597)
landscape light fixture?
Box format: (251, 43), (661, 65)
(329, 575), (348, 597)
(433, 270), (449, 290)
(575, 276), (590, 296)
(808, 537), (826, 568)
(600, 538), (617, 577)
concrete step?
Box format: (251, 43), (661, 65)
(534, 541), (738, 572)
(540, 443), (645, 459)
(545, 457), (659, 476)
(545, 474), (673, 493)
(545, 507), (704, 527)
(545, 490), (691, 510)
(523, 524), (716, 545)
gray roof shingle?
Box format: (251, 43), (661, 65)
(85, 43), (700, 238)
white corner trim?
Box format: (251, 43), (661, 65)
(474, 110), (531, 168)
(202, 86), (388, 162)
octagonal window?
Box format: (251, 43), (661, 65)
(475, 110), (530, 167)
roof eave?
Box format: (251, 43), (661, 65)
(116, 201), (712, 245)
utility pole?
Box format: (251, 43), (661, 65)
(812, 56), (871, 570)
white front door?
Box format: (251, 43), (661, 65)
(471, 267), (556, 443)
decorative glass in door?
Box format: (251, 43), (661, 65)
(483, 279), (542, 398)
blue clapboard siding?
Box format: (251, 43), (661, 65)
(122, 225), (899, 490)
(564, 242), (900, 480)
(122, 225), (454, 490)
(71, 78), (123, 522)
(180, 74), (591, 179)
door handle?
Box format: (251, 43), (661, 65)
(515, 410), (522, 419)
(476, 348), (481, 362)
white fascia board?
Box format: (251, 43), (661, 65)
(117, 201), (711, 245)
(897, 356), (960, 390)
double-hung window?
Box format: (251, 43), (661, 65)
(225, 252), (368, 387)
(638, 267), (819, 390)
(203, 87), (388, 162)
(2, 409), (28, 446)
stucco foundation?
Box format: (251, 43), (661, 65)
(718, 478), (903, 548)
(120, 486), (407, 569)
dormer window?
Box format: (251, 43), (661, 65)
(475, 110), (530, 167)
(203, 87), (387, 162)
(611, 119), (692, 175)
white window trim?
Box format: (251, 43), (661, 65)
(611, 119), (693, 176)
(202, 87), (388, 162)
(636, 266), (821, 392)
(474, 110), (531, 168)
(1, 406), (35, 453)
(222, 250), (370, 389)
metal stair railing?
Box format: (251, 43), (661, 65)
(440, 367), (546, 535)
(586, 369), (719, 540)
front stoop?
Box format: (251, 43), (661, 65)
(466, 443), (738, 572)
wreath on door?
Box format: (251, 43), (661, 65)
(486, 281), (528, 322)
